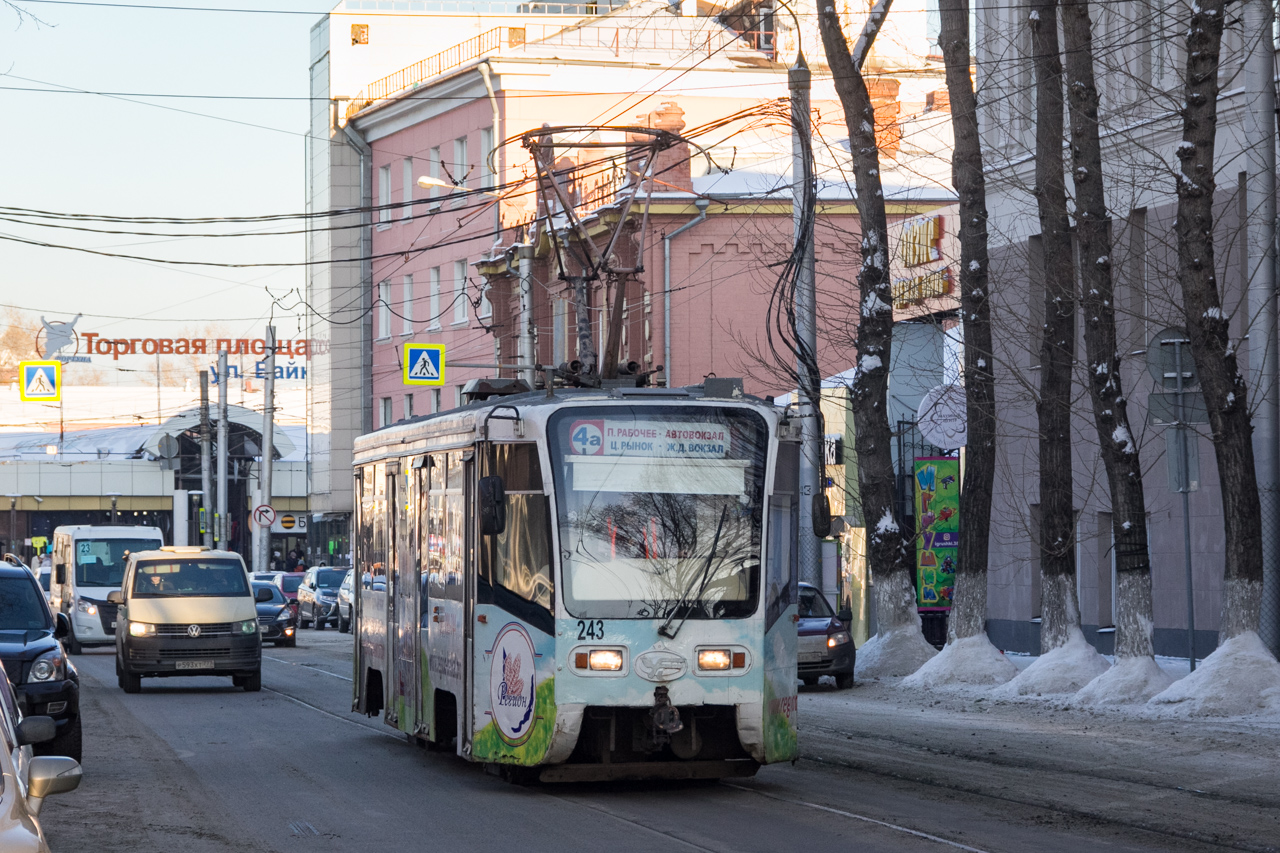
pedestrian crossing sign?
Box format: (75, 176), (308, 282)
(403, 343), (445, 386)
(19, 361), (61, 402)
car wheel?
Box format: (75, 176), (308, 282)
(835, 672), (854, 690)
(299, 608), (311, 629)
(115, 655), (122, 677)
(67, 629), (82, 655)
(37, 716), (82, 763)
(314, 611), (326, 631)
(122, 671), (142, 694)
(242, 671), (262, 692)
(338, 614), (350, 633)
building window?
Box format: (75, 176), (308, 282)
(429, 267), (441, 330)
(402, 274), (414, 335)
(429, 146), (441, 198)
(402, 158), (414, 220)
(378, 165), (391, 224)
(404, 394), (414, 419)
(453, 260), (468, 325)
(478, 278), (492, 319)
(432, 388), (441, 413)
(380, 397), (393, 428)
(453, 136), (469, 188)
(454, 385), (463, 408)
(480, 126), (494, 189)
(377, 281), (391, 340)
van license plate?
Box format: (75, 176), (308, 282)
(175, 661), (216, 670)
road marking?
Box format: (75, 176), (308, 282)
(723, 783), (992, 853)
(289, 820), (320, 836)
(263, 655), (353, 682)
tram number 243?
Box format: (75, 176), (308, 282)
(577, 620), (606, 640)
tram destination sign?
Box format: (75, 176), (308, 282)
(569, 420), (730, 458)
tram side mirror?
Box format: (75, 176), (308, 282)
(812, 494), (832, 539)
(478, 476), (507, 537)
(55, 564), (65, 585)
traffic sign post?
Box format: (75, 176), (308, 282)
(252, 504), (277, 528)
(404, 343), (446, 386)
(18, 361), (61, 402)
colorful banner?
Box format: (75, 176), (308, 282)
(915, 457), (959, 610)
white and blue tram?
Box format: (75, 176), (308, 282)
(351, 381), (801, 782)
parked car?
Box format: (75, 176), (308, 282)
(0, 562), (81, 761)
(796, 582), (855, 689)
(111, 546), (262, 693)
(1, 555), (51, 610)
(271, 571), (305, 606)
(0, 661), (83, 853)
(336, 569), (354, 633)
(297, 567), (346, 630)
(253, 582), (297, 647)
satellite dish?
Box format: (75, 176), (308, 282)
(157, 434), (180, 459)
(917, 384), (967, 450)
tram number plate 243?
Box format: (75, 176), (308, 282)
(576, 620), (605, 640)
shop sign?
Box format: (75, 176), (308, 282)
(914, 456), (959, 610)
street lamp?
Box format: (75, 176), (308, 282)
(105, 492), (122, 525)
(4, 494), (18, 555)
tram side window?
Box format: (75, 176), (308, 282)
(425, 452), (463, 602)
(480, 444), (553, 625)
(766, 443), (799, 631)
(363, 463), (387, 592)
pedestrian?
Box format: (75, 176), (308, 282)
(286, 549), (299, 571)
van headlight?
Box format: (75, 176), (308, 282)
(76, 598), (98, 616)
(128, 621), (157, 638)
(237, 618), (260, 635)
(28, 649), (65, 683)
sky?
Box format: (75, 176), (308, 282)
(0, 0), (333, 373)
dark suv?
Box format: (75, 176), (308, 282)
(297, 567), (347, 630)
(0, 562), (81, 760)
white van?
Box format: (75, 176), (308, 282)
(110, 546), (263, 692)
(51, 525), (164, 653)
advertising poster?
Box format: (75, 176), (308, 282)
(914, 457), (959, 610)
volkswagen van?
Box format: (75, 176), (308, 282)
(109, 547), (263, 693)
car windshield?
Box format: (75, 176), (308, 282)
(548, 405), (767, 620)
(131, 559), (250, 598)
(38, 572), (50, 592)
(0, 576), (51, 630)
(315, 570), (345, 589)
(76, 537), (161, 587)
(798, 587), (834, 618)
(253, 583), (285, 604)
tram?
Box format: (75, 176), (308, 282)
(351, 379), (801, 782)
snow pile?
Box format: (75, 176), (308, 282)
(855, 623), (938, 680)
(1149, 632), (1280, 716)
(901, 633), (1018, 689)
(991, 629), (1110, 698)
(1074, 655), (1173, 706)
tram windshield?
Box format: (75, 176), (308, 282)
(547, 405), (767, 620)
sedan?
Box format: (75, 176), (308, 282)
(297, 567), (346, 630)
(797, 582), (855, 689)
(0, 660), (83, 853)
(336, 569), (354, 633)
(253, 582), (297, 648)
(271, 571), (305, 606)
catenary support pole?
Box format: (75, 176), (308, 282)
(216, 350), (229, 552)
(517, 244), (536, 389)
(257, 326), (277, 574)
(199, 370), (214, 549)
(792, 51), (822, 588)
(1245, 0), (1280, 654)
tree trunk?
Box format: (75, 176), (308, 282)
(938, 0), (995, 643)
(817, 2), (918, 632)
(1060, 0), (1155, 660)
(1030, 0), (1080, 652)
(1174, 0), (1263, 639)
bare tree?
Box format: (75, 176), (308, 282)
(819, 0), (936, 675)
(1029, 0), (1080, 653)
(1173, 0), (1263, 640)
(1060, 0), (1157, 666)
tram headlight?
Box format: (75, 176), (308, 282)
(697, 649), (732, 671)
(587, 650), (623, 671)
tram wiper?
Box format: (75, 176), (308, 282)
(658, 505), (728, 640)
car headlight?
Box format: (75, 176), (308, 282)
(827, 631), (852, 648)
(697, 649), (733, 671)
(128, 621), (157, 638)
(76, 598), (98, 616)
(27, 649), (65, 683)
(237, 618), (260, 635)
(274, 609), (292, 622)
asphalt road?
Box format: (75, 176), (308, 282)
(39, 634), (1249, 853)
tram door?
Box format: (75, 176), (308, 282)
(424, 450), (469, 750)
(388, 462), (422, 733)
